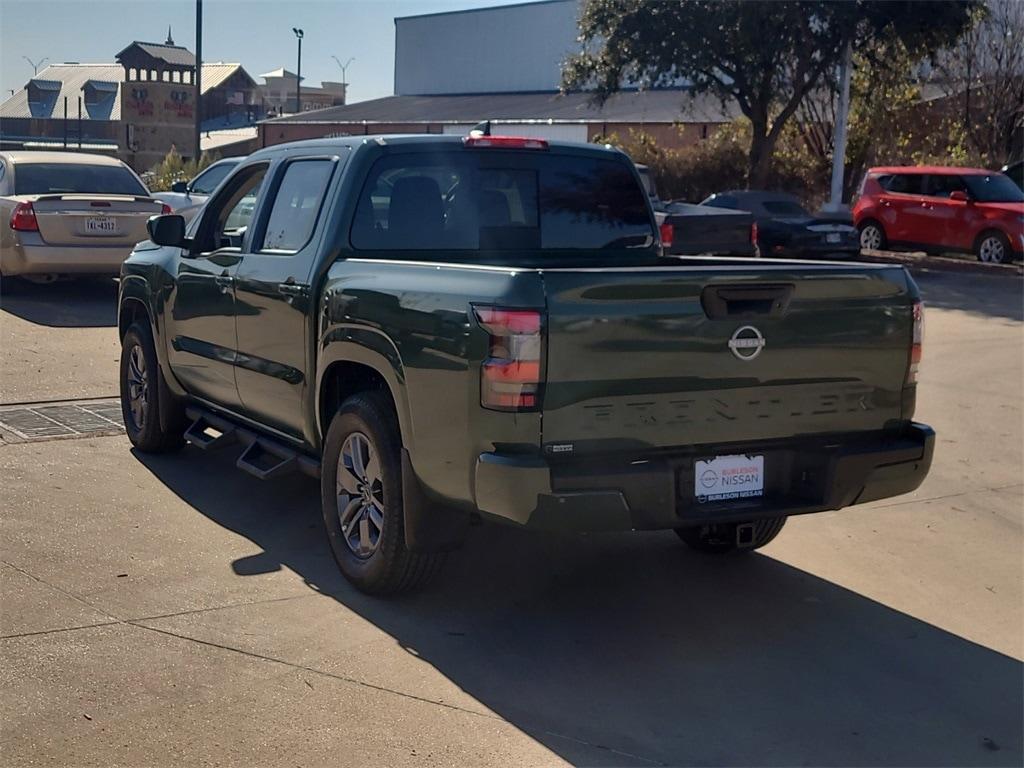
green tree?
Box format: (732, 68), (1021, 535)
(146, 146), (219, 192)
(563, 0), (978, 187)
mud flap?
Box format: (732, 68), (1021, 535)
(402, 449), (470, 553)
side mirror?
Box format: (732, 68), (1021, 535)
(949, 190), (970, 202)
(170, 180), (188, 193)
(147, 214), (188, 248)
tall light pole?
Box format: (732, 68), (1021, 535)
(195, 0), (203, 161)
(292, 28), (304, 113)
(331, 56), (353, 104)
(23, 56), (48, 76)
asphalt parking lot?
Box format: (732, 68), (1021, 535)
(1, 267), (1022, 766)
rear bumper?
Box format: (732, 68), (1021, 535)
(473, 424), (935, 531)
(1, 239), (134, 276)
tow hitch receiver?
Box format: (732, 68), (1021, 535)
(736, 523), (756, 548)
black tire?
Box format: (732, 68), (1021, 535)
(858, 220), (887, 251)
(975, 230), (1013, 264)
(320, 391), (444, 595)
(119, 322), (186, 453)
(675, 516), (787, 554)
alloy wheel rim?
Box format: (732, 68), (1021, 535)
(336, 432), (384, 558)
(980, 237), (1003, 263)
(126, 344), (149, 430)
(860, 226), (881, 250)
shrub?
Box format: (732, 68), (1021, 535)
(146, 146), (220, 192)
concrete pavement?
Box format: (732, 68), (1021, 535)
(1, 269), (1021, 766)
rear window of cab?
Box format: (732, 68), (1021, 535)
(350, 151), (653, 252)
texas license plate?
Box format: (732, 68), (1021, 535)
(826, 232), (842, 243)
(85, 217), (117, 234)
(694, 454), (764, 502)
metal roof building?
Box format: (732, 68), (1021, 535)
(260, 0), (734, 150)
(0, 62), (253, 122)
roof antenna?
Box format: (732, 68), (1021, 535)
(165, 25), (174, 46)
(468, 120), (491, 137)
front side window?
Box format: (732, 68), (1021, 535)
(14, 163), (147, 196)
(963, 173), (1024, 203)
(350, 151), (652, 252)
(194, 165), (268, 252)
(260, 160), (335, 252)
(190, 162), (235, 195)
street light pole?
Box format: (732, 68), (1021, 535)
(292, 28), (304, 113)
(23, 56), (48, 76)
(195, 0), (203, 161)
(331, 55), (354, 103)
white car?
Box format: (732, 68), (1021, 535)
(152, 157), (242, 214)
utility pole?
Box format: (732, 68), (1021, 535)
(293, 28), (304, 113)
(826, 40), (853, 212)
(23, 56), (48, 76)
(195, 0), (203, 162)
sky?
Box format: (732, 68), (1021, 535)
(0, 0), (520, 103)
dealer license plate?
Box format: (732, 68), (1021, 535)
(694, 454), (764, 502)
(85, 217), (118, 234)
(826, 232), (842, 243)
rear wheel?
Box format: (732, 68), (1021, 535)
(675, 517), (787, 554)
(858, 220), (887, 251)
(976, 231), (1012, 264)
(320, 392), (444, 595)
(119, 323), (186, 453)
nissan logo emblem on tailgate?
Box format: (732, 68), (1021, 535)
(728, 325), (765, 361)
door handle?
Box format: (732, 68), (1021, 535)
(214, 273), (233, 294)
(278, 282), (307, 304)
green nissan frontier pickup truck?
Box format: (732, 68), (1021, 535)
(118, 134), (933, 594)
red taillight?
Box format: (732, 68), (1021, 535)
(463, 135), (549, 150)
(160, 203), (173, 215)
(751, 221), (759, 246)
(659, 221), (674, 249)
(9, 201), (38, 232)
(474, 306), (542, 411)
(908, 300), (924, 384)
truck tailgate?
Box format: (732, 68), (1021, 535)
(539, 261), (913, 453)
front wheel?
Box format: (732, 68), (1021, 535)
(976, 231), (1013, 264)
(320, 392), (444, 595)
(675, 516), (787, 554)
(120, 323), (186, 453)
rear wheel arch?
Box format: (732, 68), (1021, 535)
(318, 359), (406, 447)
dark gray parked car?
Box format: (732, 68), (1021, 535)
(702, 190), (859, 259)
(636, 165), (758, 257)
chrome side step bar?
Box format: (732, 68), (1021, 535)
(183, 407), (320, 480)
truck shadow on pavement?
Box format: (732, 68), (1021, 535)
(135, 447), (1023, 768)
(913, 270), (1024, 323)
(0, 278), (118, 328)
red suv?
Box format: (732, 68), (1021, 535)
(854, 166), (1024, 263)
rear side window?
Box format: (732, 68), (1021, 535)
(926, 175), (967, 197)
(762, 200), (808, 216)
(350, 152), (652, 252)
(14, 163), (146, 196)
(881, 174), (925, 195)
(260, 160), (334, 252)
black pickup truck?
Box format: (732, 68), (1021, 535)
(119, 134), (934, 594)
